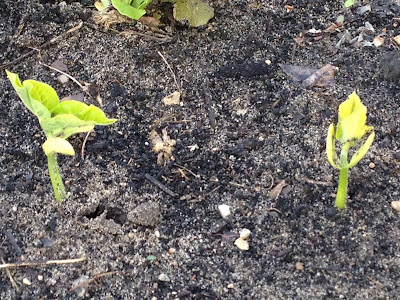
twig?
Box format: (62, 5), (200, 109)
(0, 251), (20, 293)
(229, 182), (245, 188)
(0, 257), (87, 270)
(297, 175), (334, 187)
(69, 271), (118, 292)
(206, 185), (221, 195)
(39, 62), (83, 88)
(174, 163), (200, 179)
(144, 173), (178, 197)
(0, 22), (83, 70)
(157, 51), (181, 93)
(81, 130), (93, 160)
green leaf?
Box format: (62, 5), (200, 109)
(112, 0), (147, 20)
(344, 0), (355, 8)
(347, 131), (375, 169)
(132, 0), (152, 9)
(52, 100), (118, 125)
(40, 114), (96, 139)
(42, 137), (75, 156)
(173, 0), (214, 27)
(6, 70), (59, 119)
(326, 124), (341, 169)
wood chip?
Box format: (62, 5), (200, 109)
(162, 91), (181, 106)
(268, 180), (287, 200)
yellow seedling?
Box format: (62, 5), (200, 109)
(326, 91), (375, 209)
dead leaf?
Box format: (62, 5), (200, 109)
(162, 91), (181, 106)
(268, 180), (287, 200)
(139, 16), (161, 28)
(150, 128), (176, 165)
(279, 64), (317, 82)
(93, 9), (132, 29)
(51, 59), (68, 72)
(301, 64), (337, 87)
(279, 63), (337, 87)
(60, 93), (85, 102)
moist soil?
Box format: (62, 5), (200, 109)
(1, 1), (400, 299)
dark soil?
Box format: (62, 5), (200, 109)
(1, 0), (400, 299)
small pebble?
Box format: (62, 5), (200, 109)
(22, 278), (32, 285)
(158, 273), (170, 282)
(58, 74), (69, 84)
(227, 283), (234, 289)
(295, 262), (304, 271)
(218, 204), (231, 218)
(239, 228), (251, 240)
(391, 201), (400, 212)
(369, 162), (375, 169)
(37, 275), (43, 281)
(168, 248), (176, 254)
(234, 238), (249, 251)
(154, 230), (160, 238)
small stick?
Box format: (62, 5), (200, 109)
(0, 252), (20, 293)
(81, 130), (93, 160)
(229, 181), (245, 188)
(0, 257), (87, 270)
(174, 163), (200, 179)
(144, 173), (178, 197)
(69, 271), (118, 292)
(0, 22), (83, 70)
(157, 51), (181, 92)
(206, 185), (220, 195)
(39, 62), (83, 88)
(299, 176), (334, 187)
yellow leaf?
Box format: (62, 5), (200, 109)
(42, 138), (75, 156)
(336, 91), (372, 143)
(326, 124), (341, 169)
(347, 131), (375, 168)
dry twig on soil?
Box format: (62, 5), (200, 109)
(0, 22), (83, 70)
(0, 257), (87, 270)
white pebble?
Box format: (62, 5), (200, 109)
(158, 273), (170, 282)
(234, 238), (249, 251)
(218, 204), (231, 218)
(37, 275), (43, 281)
(239, 228), (251, 240)
(57, 74), (69, 84)
(391, 201), (400, 212)
(22, 278), (32, 285)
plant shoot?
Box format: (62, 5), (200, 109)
(326, 91), (374, 209)
(6, 70), (117, 202)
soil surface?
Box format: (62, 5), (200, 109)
(1, 0), (400, 299)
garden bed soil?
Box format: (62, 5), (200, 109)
(1, 0), (400, 299)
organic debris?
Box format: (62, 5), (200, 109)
(279, 63), (337, 87)
(150, 128), (176, 165)
(173, 0), (214, 27)
(162, 91), (181, 106)
(93, 9), (132, 29)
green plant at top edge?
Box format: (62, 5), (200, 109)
(344, 0), (355, 8)
(326, 91), (374, 209)
(6, 70), (117, 202)
(95, 0), (152, 20)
